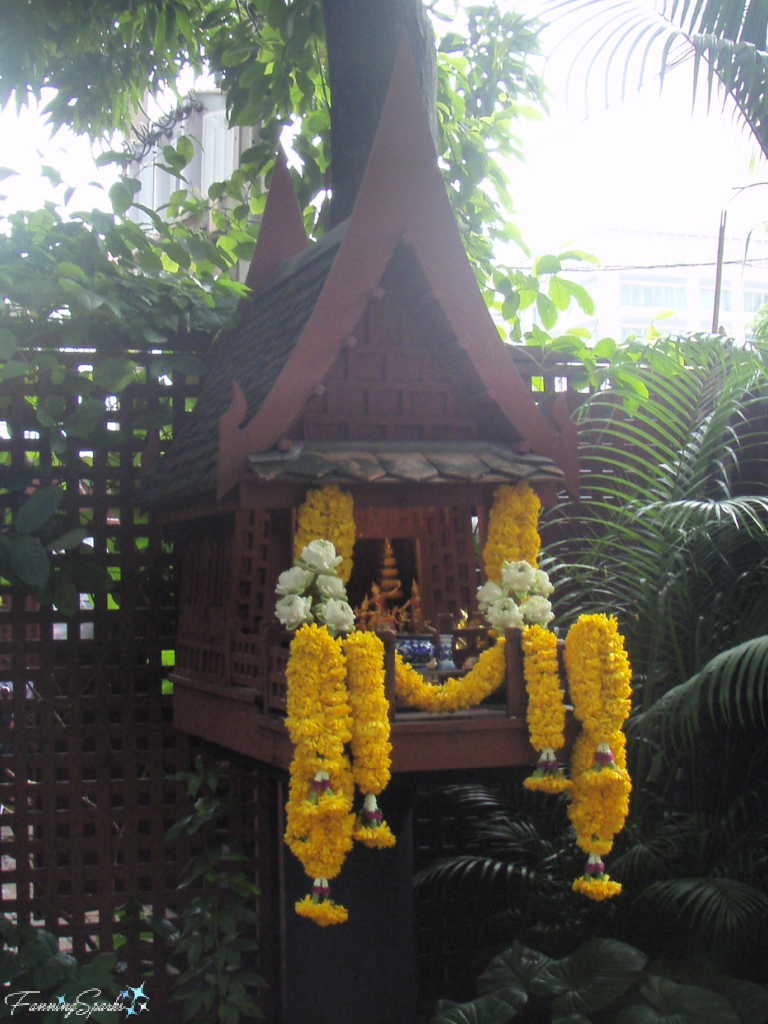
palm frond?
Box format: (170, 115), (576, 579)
(532, 1), (768, 158)
(637, 877), (768, 951)
(632, 634), (768, 747)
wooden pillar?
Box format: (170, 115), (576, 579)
(281, 780), (417, 1024)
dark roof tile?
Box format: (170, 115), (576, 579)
(143, 229), (344, 507)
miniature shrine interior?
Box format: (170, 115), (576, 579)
(169, 487), (566, 777)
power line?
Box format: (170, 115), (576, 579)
(514, 257), (768, 273)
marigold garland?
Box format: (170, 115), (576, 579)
(295, 892), (349, 926)
(343, 632), (396, 849)
(521, 625), (569, 794)
(284, 624), (355, 920)
(394, 639), (506, 712)
(294, 485), (355, 584)
(564, 614), (633, 900)
(564, 615), (632, 743)
(483, 483), (541, 583)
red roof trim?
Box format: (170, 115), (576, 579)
(217, 36), (579, 500)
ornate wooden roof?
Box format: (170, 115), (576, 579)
(247, 440), (564, 487)
(144, 36), (579, 512)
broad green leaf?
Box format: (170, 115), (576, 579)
(0, 327), (18, 360)
(430, 993), (522, 1024)
(175, 136), (194, 165)
(108, 181), (135, 216)
(616, 977), (740, 1024)
(46, 528), (88, 552)
(93, 357), (136, 393)
(548, 276), (596, 315)
(15, 486), (64, 534)
(53, 576), (78, 616)
(533, 254), (562, 275)
(547, 940), (647, 1017)
(592, 337), (618, 359)
(536, 292), (558, 330)
(479, 942), (554, 997)
(9, 535), (51, 589)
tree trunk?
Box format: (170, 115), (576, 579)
(321, 0), (437, 226)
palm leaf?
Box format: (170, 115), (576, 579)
(632, 634), (768, 745)
(637, 877), (768, 950)
(534, 0), (768, 159)
(545, 335), (768, 707)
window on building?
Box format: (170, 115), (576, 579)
(744, 290), (768, 313)
(700, 286), (731, 312)
(620, 281), (687, 309)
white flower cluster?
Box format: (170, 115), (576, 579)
(274, 540), (356, 636)
(476, 559), (554, 630)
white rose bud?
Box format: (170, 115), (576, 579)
(476, 581), (503, 610)
(530, 569), (554, 597)
(486, 597), (524, 631)
(299, 539), (343, 574)
(500, 560), (536, 595)
(317, 598), (356, 635)
(275, 565), (313, 596)
(275, 593), (313, 631)
(519, 595), (554, 627)
(316, 574), (347, 600)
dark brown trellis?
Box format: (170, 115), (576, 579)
(0, 342), (582, 1020)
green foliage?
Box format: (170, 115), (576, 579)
(0, 916), (123, 1021)
(163, 757), (265, 1023)
(0, 0), (594, 344)
(430, 936), (763, 1024)
(543, 333), (768, 716)
(0, 198), (241, 611)
(538, 0), (768, 161)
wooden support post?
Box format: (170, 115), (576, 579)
(504, 627), (526, 717)
(379, 629), (397, 721)
(282, 781), (417, 1024)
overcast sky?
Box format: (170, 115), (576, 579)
(1, 40), (767, 269)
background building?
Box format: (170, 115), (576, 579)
(570, 226), (768, 343)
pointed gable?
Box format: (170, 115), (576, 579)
(144, 34), (578, 512)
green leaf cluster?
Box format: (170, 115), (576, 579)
(540, 0), (768, 162)
(162, 757), (265, 1023)
(0, 916), (123, 1022)
(430, 937), (759, 1024)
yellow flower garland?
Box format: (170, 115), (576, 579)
(294, 484), (355, 584)
(564, 614), (632, 900)
(284, 624), (355, 921)
(343, 632), (396, 849)
(564, 615), (632, 742)
(483, 483), (541, 583)
(521, 625), (569, 794)
(393, 639), (507, 712)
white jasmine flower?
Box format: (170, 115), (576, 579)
(530, 569), (554, 597)
(275, 565), (313, 596)
(315, 574), (347, 600)
(500, 560), (536, 595)
(486, 597), (524, 631)
(275, 593), (313, 631)
(316, 598), (355, 635)
(299, 539), (343, 574)
(476, 581), (503, 610)
(519, 595), (554, 627)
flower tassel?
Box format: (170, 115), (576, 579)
(296, 879), (349, 926)
(572, 854), (622, 901)
(354, 793), (396, 849)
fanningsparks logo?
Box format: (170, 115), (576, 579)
(4, 984), (149, 1016)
